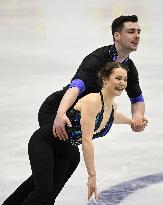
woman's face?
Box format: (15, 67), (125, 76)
(103, 68), (128, 96)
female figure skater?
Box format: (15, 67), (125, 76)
(3, 62), (145, 204)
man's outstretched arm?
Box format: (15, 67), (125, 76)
(126, 60), (148, 132)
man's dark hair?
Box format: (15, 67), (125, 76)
(111, 15), (138, 40)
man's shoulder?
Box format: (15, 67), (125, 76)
(84, 44), (112, 63)
(79, 45), (112, 67)
(90, 45), (111, 56)
(128, 58), (134, 64)
(127, 58), (139, 79)
(127, 58), (137, 70)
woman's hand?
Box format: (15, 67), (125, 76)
(87, 175), (98, 201)
(53, 111), (72, 141)
(131, 115), (148, 132)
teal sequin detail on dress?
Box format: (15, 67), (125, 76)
(65, 91), (114, 147)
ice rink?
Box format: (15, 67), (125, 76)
(0, 0), (163, 204)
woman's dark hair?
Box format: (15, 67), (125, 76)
(111, 15), (138, 41)
(98, 62), (128, 86)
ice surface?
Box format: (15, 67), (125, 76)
(0, 0), (163, 204)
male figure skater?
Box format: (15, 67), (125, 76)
(53, 15), (147, 140)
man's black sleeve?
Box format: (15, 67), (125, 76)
(126, 59), (144, 103)
(69, 54), (102, 95)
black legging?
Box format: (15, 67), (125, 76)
(2, 91), (80, 205)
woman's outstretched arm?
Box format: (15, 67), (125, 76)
(80, 95), (99, 200)
(113, 102), (133, 125)
(115, 112), (133, 125)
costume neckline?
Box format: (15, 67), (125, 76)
(109, 44), (129, 65)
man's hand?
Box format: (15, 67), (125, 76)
(87, 175), (98, 201)
(131, 115), (148, 132)
(53, 111), (72, 140)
